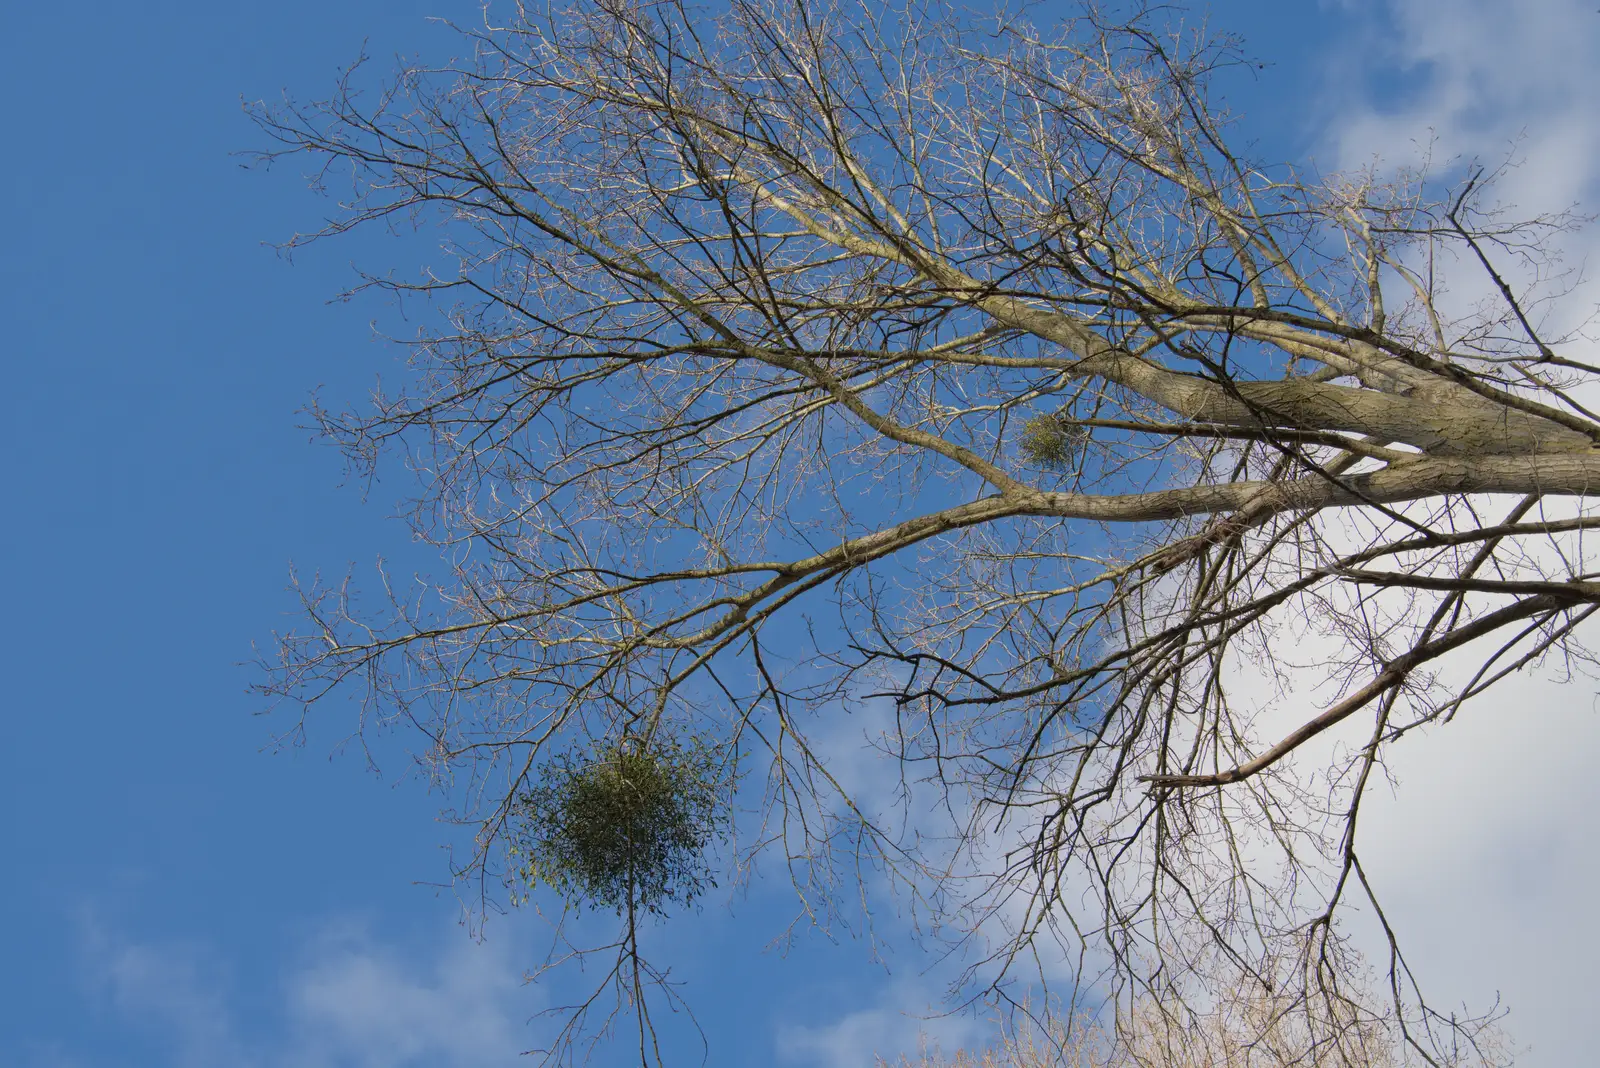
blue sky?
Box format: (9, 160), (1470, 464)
(3, 2), (1598, 1065)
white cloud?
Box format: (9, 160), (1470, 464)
(1326, 0), (1600, 175)
(1296, 6), (1600, 1059)
(77, 916), (540, 1068)
(82, 920), (248, 1068)
(1357, 670), (1600, 1061)
(282, 922), (535, 1068)
(776, 979), (991, 1068)
(786, 5), (1600, 1059)
(1324, 0), (1600, 294)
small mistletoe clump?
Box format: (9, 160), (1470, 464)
(512, 736), (726, 915)
(1018, 413), (1090, 471)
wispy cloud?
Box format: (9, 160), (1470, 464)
(789, 5), (1600, 1061)
(82, 919), (248, 1068)
(776, 978), (990, 1068)
(1323, 0), (1600, 284)
(1325, 0), (1600, 173)
(76, 915), (541, 1068)
(1307, 3), (1600, 1060)
(282, 921), (536, 1068)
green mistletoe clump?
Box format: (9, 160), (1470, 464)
(512, 736), (726, 915)
(1018, 412), (1090, 471)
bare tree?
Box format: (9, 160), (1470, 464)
(883, 967), (1506, 1068)
(254, 0), (1592, 1063)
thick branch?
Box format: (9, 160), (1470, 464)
(1029, 452), (1600, 525)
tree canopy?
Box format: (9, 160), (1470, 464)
(255, 1), (1595, 1063)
